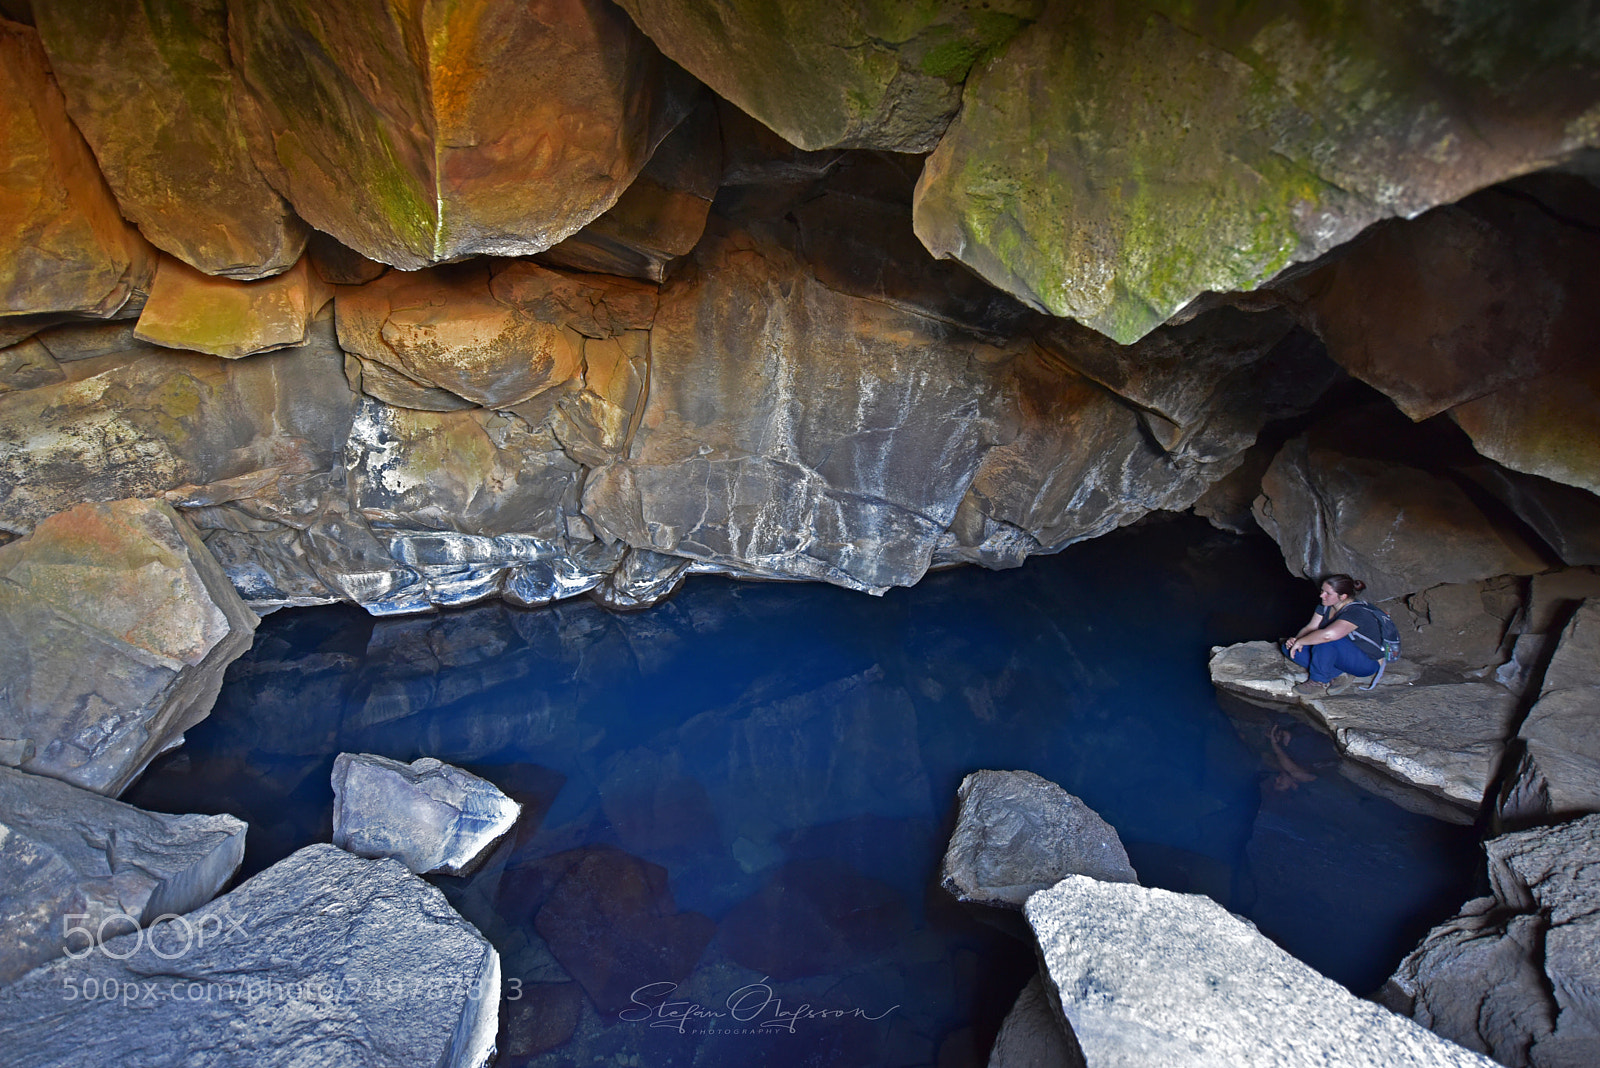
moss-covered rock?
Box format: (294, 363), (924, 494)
(0, 19), (155, 318)
(32, 0), (308, 279)
(914, 0), (1600, 343)
(616, 0), (1041, 151)
(134, 253), (332, 358)
(228, 0), (696, 270)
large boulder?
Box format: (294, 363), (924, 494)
(1254, 425), (1550, 602)
(0, 843), (500, 1068)
(228, 0), (695, 269)
(0, 19), (154, 318)
(1385, 814), (1600, 1068)
(1028, 874), (1497, 1067)
(941, 769), (1136, 910)
(331, 752), (521, 876)
(31, 0), (307, 279)
(0, 764), (245, 985)
(1451, 355), (1600, 498)
(615, 0), (1042, 152)
(1499, 601), (1600, 828)
(0, 499), (257, 795)
(1284, 175), (1600, 423)
(913, 0), (1600, 344)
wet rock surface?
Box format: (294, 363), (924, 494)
(0, 843), (501, 1068)
(1028, 875), (1497, 1067)
(941, 769), (1137, 910)
(1385, 814), (1600, 1068)
(0, 764), (246, 985)
(0, 499), (256, 795)
(331, 752), (521, 876)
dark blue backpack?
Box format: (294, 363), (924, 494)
(1340, 601), (1402, 689)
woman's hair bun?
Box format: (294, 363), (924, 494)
(1353, 579), (1366, 592)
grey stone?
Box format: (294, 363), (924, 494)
(987, 972), (1084, 1068)
(941, 769), (1136, 910)
(1027, 875), (1498, 1067)
(0, 499), (257, 796)
(1388, 815), (1600, 1068)
(0, 764), (245, 985)
(332, 753), (521, 877)
(1498, 602), (1600, 828)
(0, 843), (500, 1068)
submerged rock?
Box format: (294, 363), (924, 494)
(1385, 814), (1600, 1068)
(0, 843), (500, 1068)
(533, 846), (715, 1014)
(0, 764), (246, 985)
(1028, 875), (1497, 1067)
(941, 769), (1136, 910)
(332, 752), (521, 876)
(0, 499), (256, 795)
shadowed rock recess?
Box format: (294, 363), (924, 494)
(0, 2), (1598, 1063)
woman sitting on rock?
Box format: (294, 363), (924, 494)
(1282, 574), (1380, 696)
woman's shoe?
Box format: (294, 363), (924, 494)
(1293, 680), (1326, 696)
(1326, 674), (1359, 696)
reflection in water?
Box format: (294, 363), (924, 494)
(127, 517), (1480, 1066)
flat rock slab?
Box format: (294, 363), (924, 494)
(0, 843), (500, 1068)
(1210, 641), (1506, 815)
(0, 499), (257, 796)
(942, 769), (1136, 910)
(332, 753), (521, 876)
(1027, 875), (1497, 1068)
(0, 764), (246, 984)
(1307, 684), (1520, 811)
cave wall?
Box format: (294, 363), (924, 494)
(0, 0), (1597, 620)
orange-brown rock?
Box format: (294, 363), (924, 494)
(334, 263), (590, 410)
(227, 0), (695, 270)
(0, 19), (154, 318)
(134, 254), (332, 359)
(32, 0), (307, 279)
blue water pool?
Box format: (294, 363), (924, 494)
(125, 516), (1481, 1066)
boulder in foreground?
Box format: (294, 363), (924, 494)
(0, 499), (257, 795)
(1028, 874), (1497, 1067)
(0, 764), (246, 985)
(942, 768), (1136, 909)
(1384, 814), (1600, 1068)
(0, 843), (500, 1068)
(332, 752), (521, 876)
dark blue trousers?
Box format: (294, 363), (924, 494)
(1288, 636), (1379, 683)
